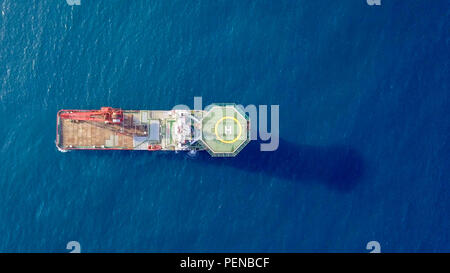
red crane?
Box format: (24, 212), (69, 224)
(60, 107), (123, 124)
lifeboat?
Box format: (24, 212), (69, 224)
(148, 145), (162, 151)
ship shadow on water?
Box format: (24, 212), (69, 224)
(194, 138), (365, 191)
(75, 139), (365, 191)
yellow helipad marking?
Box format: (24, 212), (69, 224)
(214, 116), (242, 144)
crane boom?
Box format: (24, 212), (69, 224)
(59, 107), (123, 124)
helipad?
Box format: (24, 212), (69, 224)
(200, 104), (250, 157)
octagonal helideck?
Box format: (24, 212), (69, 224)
(200, 104), (250, 157)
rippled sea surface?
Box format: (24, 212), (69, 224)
(0, 0), (448, 252)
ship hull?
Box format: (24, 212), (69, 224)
(56, 105), (250, 157)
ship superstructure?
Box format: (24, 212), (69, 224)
(56, 104), (250, 157)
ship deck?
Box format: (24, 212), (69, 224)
(57, 111), (144, 149)
(56, 106), (250, 156)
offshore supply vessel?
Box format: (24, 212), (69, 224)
(56, 104), (250, 157)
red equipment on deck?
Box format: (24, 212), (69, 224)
(148, 145), (162, 151)
(60, 107), (123, 124)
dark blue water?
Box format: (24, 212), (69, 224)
(0, 0), (448, 252)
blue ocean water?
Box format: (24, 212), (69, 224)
(0, 0), (448, 252)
